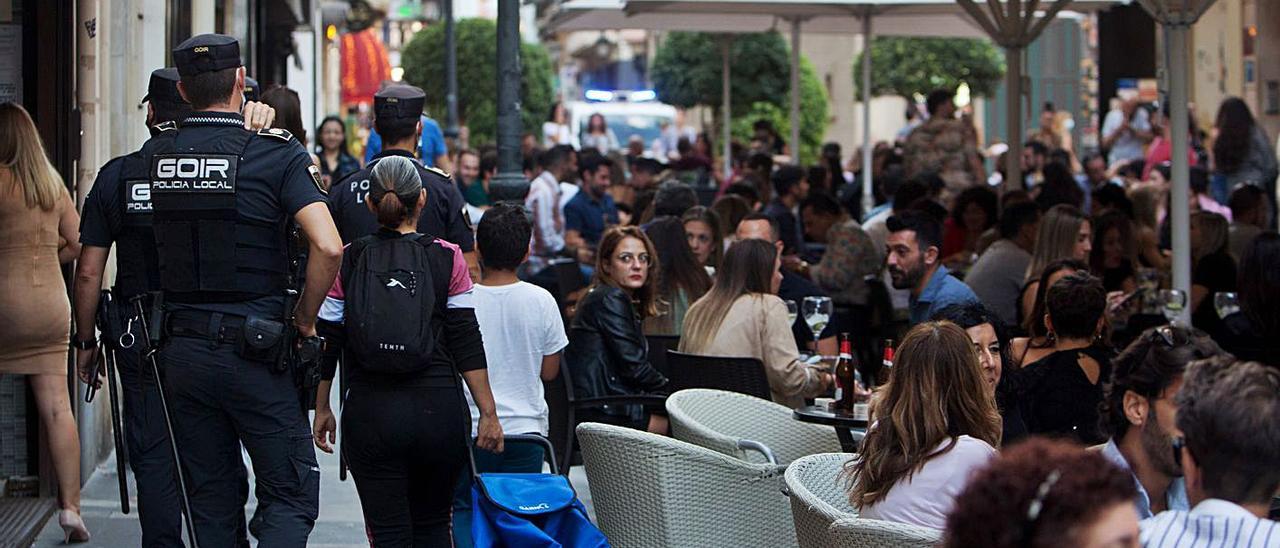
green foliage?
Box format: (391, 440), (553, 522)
(652, 31), (829, 163)
(401, 18), (554, 145)
(651, 31), (791, 116)
(730, 58), (828, 165)
(853, 37), (1005, 100)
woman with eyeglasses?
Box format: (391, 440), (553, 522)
(680, 239), (834, 409)
(564, 226), (671, 433)
(943, 437), (1139, 548)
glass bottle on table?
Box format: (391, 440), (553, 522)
(878, 338), (895, 387)
(834, 333), (859, 411)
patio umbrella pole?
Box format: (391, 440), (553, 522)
(860, 11), (873, 214)
(1166, 22), (1192, 321)
(790, 17), (802, 165)
(1005, 44), (1024, 191)
(722, 35), (733, 179)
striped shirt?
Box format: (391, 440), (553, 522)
(1140, 499), (1280, 548)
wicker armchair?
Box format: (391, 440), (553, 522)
(575, 422), (798, 548)
(666, 389), (842, 465)
(827, 517), (942, 548)
(783, 453), (859, 548)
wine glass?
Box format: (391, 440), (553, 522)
(802, 296), (832, 353)
(784, 300), (798, 326)
(1159, 289), (1187, 325)
(1214, 292), (1240, 319)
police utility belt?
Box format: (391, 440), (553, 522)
(165, 310), (288, 365)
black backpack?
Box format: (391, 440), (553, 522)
(343, 233), (451, 374)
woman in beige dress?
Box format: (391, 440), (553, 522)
(0, 102), (89, 541)
(679, 239), (833, 408)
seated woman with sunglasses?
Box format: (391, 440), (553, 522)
(564, 226), (670, 433)
(845, 321), (1002, 530)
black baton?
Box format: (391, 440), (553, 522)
(131, 293), (200, 548)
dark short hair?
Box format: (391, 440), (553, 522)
(886, 210), (943, 251)
(1176, 357), (1280, 504)
(746, 152), (773, 173)
(480, 150), (498, 175)
(180, 67), (239, 110)
(951, 186), (998, 230)
(1045, 271), (1105, 340)
(653, 180), (698, 218)
(1189, 165), (1210, 194)
(1035, 162), (1084, 210)
(801, 192), (841, 217)
(999, 201), (1041, 240)
(771, 165), (806, 198)
(150, 99), (192, 127)
(1102, 325), (1222, 439)
(738, 212), (780, 242)
(925, 89), (954, 116)
(476, 202), (532, 271)
(1092, 184), (1133, 217)
(1023, 140), (1049, 157)
(724, 182), (760, 205)
(631, 157), (662, 174)
(578, 153), (614, 179)
(376, 113), (419, 146)
(1228, 183), (1266, 218)
(892, 177), (932, 215)
(539, 144), (575, 170)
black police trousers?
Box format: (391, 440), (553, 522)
(114, 342), (186, 548)
(343, 383), (469, 548)
(160, 337), (319, 548)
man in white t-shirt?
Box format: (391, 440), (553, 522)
(452, 202), (569, 547)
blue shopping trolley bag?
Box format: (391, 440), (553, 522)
(470, 435), (610, 548)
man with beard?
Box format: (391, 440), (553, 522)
(1100, 325), (1219, 519)
(885, 210), (978, 325)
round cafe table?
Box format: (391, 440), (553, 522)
(793, 403), (869, 453)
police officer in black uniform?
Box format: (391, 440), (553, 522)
(73, 67), (279, 547)
(145, 34), (342, 547)
(328, 85), (476, 265)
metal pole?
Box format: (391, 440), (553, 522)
(1167, 23), (1192, 322)
(860, 12), (874, 214)
(1005, 45), (1024, 190)
(789, 17), (802, 165)
(490, 0), (527, 201)
(443, 0), (459, 140)
(722, 36), (732, 179)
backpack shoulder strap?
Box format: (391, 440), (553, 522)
(410, 233), (454, 311)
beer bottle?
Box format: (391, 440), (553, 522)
(878, 338), (895, 386)
(835, 333), (858, 411)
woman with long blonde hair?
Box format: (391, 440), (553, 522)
(1020, 204), (1091, 325)
(0, 102), (89, 541)
(845, 321), (1001, 530)
(680, 239), (832, 408)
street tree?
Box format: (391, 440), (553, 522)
(403, 18), (555, 146)
(853, 36), (1005, 100)
(652, 31), (828, 163)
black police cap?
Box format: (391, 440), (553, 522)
(374, 84), (426, 121)
(173, 34), (242, 77)
(243, 76), (260, 103)
(141, 67), (187, 105)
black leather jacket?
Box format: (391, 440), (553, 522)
(564, 285), (668, 421)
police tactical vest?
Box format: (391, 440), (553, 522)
(149, 125), (290, 303)
(113, 148), (165, 299)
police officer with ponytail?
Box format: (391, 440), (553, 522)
(313, 155), (503, 545)
(144, 34), (343, 547)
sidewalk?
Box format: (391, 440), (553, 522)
(32, 442), (594, 546)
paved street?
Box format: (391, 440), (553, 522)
(33, 422), (594, 546)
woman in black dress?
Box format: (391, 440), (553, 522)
(1007, 271), (1112, 445)
(1189, 211), (1236, 337)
